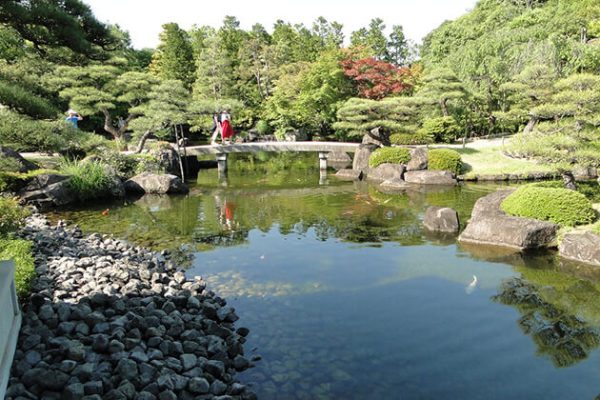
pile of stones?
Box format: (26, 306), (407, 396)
(6, 213), (256, 400)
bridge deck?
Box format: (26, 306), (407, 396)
(181, 141), (360, 156)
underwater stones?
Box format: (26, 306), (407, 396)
(559, 232), (600, 266)
(335, 168), (363, 181)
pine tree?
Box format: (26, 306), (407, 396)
(417, 68), (469, 117)
(193, 35), (234, 100)
(149, 23), (195, 89)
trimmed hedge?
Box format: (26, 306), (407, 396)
(369, 147), (411, 168)
(428, 149), (463, 175)
(0, 239), (35, 297)
(422, 116), (462, 143)
(390, 131), (433, 145)
(501, 185), (596, 226)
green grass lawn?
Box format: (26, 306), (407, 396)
(454, 146), (559, 178)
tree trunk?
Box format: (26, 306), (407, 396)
(523, 116), (538, 134)
(440, 99), (449, 117)
(135, 130), (153, 154)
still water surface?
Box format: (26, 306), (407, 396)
(52, 166), (600, 399)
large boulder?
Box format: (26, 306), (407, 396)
(335, 169), (363, 181)
(328, 151), (352, 164)
(406, 148), (428, 171)
(18, 174), (76, 209)
(124, 173), (189, 194)
(559, 232), (600, 266)
(283, 130), (308, 142)
(150, 147), (182, 177)
(362, 127), (390, 147)
(352, 144), (379, 174)
(404, 170), (457, 185)
(459, 190), (558, 250)
(368, 163), (405, 182)
(0, 146), (38, 173)
(573, 165), (598, 180)
(423, 206), (460, 233)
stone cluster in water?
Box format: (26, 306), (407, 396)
(6, 213), (257, 400)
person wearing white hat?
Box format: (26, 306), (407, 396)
(65, 109), (83, 128)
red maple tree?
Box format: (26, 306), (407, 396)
(341, 57), (413, 100)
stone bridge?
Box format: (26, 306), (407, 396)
(178, 141), (360, 173)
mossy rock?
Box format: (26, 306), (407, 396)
(428, 149), (462, 175)
(501, 185), (597, 226)
(369, 147), (411, 168)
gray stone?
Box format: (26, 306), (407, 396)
(362, 127), (390, 147)
(115, 358), (138, 380)
(180, 354), (197, 371)
(158, 390), (177, 400)
(559, 232), (600, 266)
(407, 147), (428, 171)
(124, 173), (189, 195)
(210, 379), (228, 396)
(64, 383), (85, 400)
(368, 163), (405, 182)
(187, 377), (210, 394)
(131, 350), (150, 363)
(18, 178), (77, 209)
(380, 178), (411, 190)
(404, 170), (457, 185)
(352, 144), (379, 174)
(137, 391), (157, 400)
(24, 350), (41, 366)
(83, 381), (104, 395)
(233, 355), (250, 371)
(22, 334), (41, 350)
(38, 304), (55, 320)
(334, 169), (363, 181)
(0, 146), (38, 173)
(423, 206), (460, 233)
(328, 151), (352, 163)
(108, 339), (125, 353)
(459, 190), (558, 250)
(573, 165), (598, 180)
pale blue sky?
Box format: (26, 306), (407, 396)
(82, 0), (478, 49)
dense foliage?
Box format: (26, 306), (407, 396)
(428, 149), (463, 175)
(0, 197), (29, 237)
(61, 160), (116, 201)
(0, 238), (35, 297)
(501, 185), (597, 226)
(369, 147), (411, 168)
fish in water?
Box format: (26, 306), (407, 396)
(465, 275), (478, 294)
(101, 209), (110, 216)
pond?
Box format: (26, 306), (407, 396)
(50, 160), (600, 399)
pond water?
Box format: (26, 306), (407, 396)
(50, 160), (600, 399)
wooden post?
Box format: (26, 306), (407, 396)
(173, 126), (186, 181)
(0, 261), (21, 399)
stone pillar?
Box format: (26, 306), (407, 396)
(216, 153), (228, 174)
(318, 152), (329, 171)
(0, 261), (21, 399)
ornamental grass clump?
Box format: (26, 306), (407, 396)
(369, 147), (411, 168)
(428, 149), (463, 175)
(61, 160), (114, 201)
(501, 185), (596, 226)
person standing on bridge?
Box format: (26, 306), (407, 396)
(210, 112), (222, 145)
(220, 109), (235, 145)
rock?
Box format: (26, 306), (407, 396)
(236, 327), (250, 337)
(150, 147), (182, 177)
(38, 304), (55, 320)
(459, 190), (558, 250)
(158, 390), (178, 400)
(334, 169), (363, 181)
(380, 178), (411, 190)
(180, 354), (197, 371)
(352, 144), (379, 174)
(187, 377), (210, 394)
(115, 358), (138, 380)
(423, 206), (460, 233)
(64, 383), (85, 400)
(362, 127), (390, 147)
(210, 380), (228, 396)
(368, 163), (405, 182)
(0, 146), (38, 173)
(328, 151), (352, 164)
(404, 170), (457, 185)
(18, 177), (77, 209)
(573, 165), (598, 180)
(282, 129), (307, 142)
(124, 173), (189, 195)
(24, 350), (42, 366)
(233, 355), (250, 371)
(407, 148), (428, 171)
(559, 232), (600, 266)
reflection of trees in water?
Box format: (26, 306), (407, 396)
(494, 278), (600, 367)
(192, 228), (249, 247)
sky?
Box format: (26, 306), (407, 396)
(81, 0), (478, 49)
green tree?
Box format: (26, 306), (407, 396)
(417, 68), (469, 117)
(193, 35), (234, 100)
(350, 18), (388, 60)
(149, 23), (195, 88)
(387, 25), (409, 66)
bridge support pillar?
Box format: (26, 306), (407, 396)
(318, 152), (329, 171)
(216, 153), (228, 174)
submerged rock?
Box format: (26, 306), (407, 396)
(124, 173), (189, 194)
(423, 206), (460, 233)
(559, 232), (600, 267)
(404, 170), (457, 185)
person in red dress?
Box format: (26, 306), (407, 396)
(220, 109), (234, 144)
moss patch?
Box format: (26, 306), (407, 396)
(0, 239), (35, 298)
(501, 185), (597, 226)
(369, 147), (411, 168)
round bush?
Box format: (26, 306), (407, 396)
(369, 147), (411, 168)
(428, 149), (463, 175)
(422, 116), (461, 143)
(501, 185), (597, 226)
(255, 120), (273, 135)
(0, 197), (29, 237)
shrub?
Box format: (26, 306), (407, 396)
(255, 120), (273, 135)
(390, 131), (433, 145)
(369, 147), (411, 168)
(0, 197), (29, 237)
(422, 116), (462, 143)
(529, 180), (600, 203)
(428, 149), (463, 175)
(60, 160), (115, 201)
(501, 185), (596, 226)
(0, 239), (35, 297)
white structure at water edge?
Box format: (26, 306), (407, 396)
(0, 261), (21, 398)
